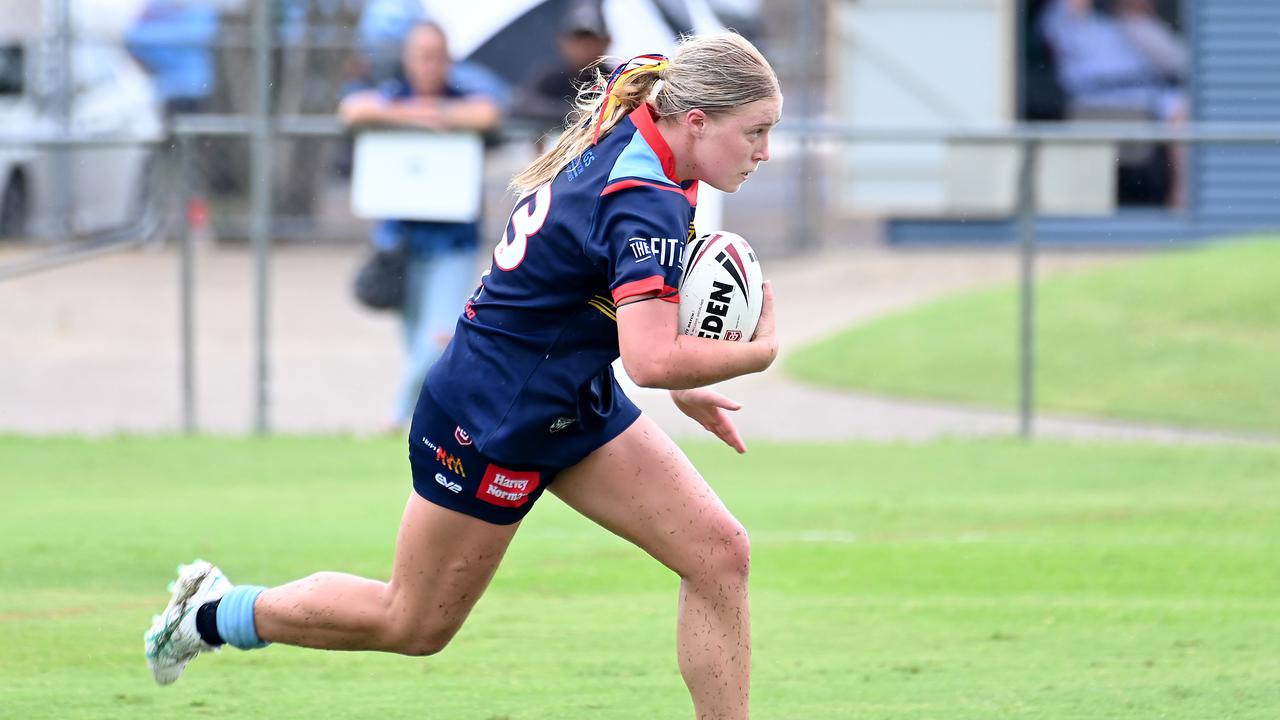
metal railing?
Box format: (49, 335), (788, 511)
(782, 119), (1280, 437)
(4, 113), (1279, 436)
(0, 132), (169, 280)
(168, 114), (1280, 431)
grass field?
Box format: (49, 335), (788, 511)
(786, 239), (1280, 434)
(2, 435), (1278, 718)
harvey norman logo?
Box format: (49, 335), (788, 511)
(476, 465), (540, 508)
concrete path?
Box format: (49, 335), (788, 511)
(0, 241), (1271, 445)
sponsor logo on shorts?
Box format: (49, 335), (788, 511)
(420, 435), (438, 452)
(435, 472), (462, 494)
(435, 447), (466, 478)
(549, 416), (576, 433)
(476, 465), (541, 508)
(454, 426), (473, 446)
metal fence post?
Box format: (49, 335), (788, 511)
(794, 1), (821, 252)
(50, 0), (74, 240)
(177, 135), (196, 434)
(1016, 138), (1039, 439)
(251, 2), (274, 434)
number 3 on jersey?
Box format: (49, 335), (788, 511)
(493, 183), (552, 271)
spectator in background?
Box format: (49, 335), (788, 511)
(339, 22), (507, 430)
(1113, 0), (1188, 84)
(1039, 0), (1189, 208)
(351, 0), (429, 89)
(512, 1), (614, 140)
(125, 0), (220, 115)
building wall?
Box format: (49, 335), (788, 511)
(886, 0), (1280, 244)
(1191, 0), (1280, 227)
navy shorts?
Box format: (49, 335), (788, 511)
(408, 389), (560, 525)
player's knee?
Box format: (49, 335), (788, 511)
(388, 620), (459, 657)
(718, 521), (752, 581)
(379, 592), (465, 656)
(684, 517), (751, 584)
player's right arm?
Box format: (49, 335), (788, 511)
(616, 281), (777, 390)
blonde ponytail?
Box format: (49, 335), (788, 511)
(509, 32), (779, 195)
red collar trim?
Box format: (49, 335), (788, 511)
(628, 104), (681, 185)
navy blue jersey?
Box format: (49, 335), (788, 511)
(423, 104), (698, 468)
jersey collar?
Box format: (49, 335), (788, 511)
(628, 103), (699, 204)
(628, 103), (681, 185)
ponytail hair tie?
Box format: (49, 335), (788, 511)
(592, 53), (669, 144)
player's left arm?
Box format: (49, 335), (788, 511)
(615, 279), (778, 390)
(594, 185), (778, 390)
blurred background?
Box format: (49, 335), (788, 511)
(0, 0), (1275, 438)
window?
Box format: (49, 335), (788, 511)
(1020, 0), (1188, 208)
(0, 46), (24, 95)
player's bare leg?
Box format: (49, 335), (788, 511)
(252, 494), (519, 654)
(552, 414), (751, 720)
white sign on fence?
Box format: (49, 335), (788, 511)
(351, 130), (483, 223)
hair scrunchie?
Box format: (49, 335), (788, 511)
(592, 53), (669, 144)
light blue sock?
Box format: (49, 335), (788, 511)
(216, 585), (270, 650)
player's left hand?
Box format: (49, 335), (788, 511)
(671, 388), (747, 454)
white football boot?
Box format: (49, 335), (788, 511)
(144, 560), (232, 685)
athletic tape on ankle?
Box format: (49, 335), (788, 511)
(216, 585), (270, 650)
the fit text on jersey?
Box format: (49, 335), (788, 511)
(628, 236), (682, 266)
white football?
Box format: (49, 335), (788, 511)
(678, 231), (764, 342)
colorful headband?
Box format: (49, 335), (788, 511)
(592, 53), (670, 144)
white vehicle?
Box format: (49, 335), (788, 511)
(0, 38), (162, 239)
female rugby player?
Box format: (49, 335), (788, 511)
(147, 31), (781, 720)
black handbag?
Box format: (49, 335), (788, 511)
(353, 245), (408, 311)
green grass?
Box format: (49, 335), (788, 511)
(786, 239), (1280, 434)
(2, 436), (1279, 718)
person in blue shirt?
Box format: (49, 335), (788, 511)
(1039, 0), (1189, 206)
(511, 1), (615, 138)
(1040, 0), (1186, 118)
(339, 22), (508, 429)
(147, 32), (780, 720)
(125, 0), (220, 114)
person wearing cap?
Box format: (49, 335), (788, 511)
(512, 2), (615, 138)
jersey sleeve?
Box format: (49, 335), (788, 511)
(585, 184), (691, 304)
